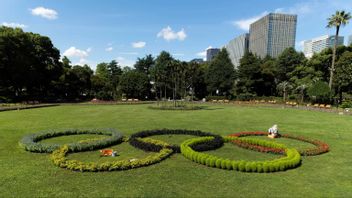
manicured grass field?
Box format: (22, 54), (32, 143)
(0, 104), (351, 197)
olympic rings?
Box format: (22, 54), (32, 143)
(19, 129), (329, 172)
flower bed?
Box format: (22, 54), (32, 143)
(19, 129), (123, 153)
(129, 129), (224, 153)
(228, 132), (329, 156)
(180, 136), (301, 173)
(50, 138), (173, 172)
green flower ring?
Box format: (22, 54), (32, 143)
(19, 129), (123, 153)
(180, 136), (301, 173)
(50, 138), (173, 172)
(228, 132), (329, 156)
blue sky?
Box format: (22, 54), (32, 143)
(1, 0), (352, 69)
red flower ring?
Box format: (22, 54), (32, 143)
(228, 132), (329, 156)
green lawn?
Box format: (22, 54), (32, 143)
(0, 104), (351, 197)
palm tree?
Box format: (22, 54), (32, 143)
(277, 81), (293, 102)
(327, 10), (351, 89)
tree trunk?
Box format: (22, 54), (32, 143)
(329, 26), (340, 89)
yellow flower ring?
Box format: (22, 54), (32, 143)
(180, 136), (301, 173)
(50, 138), (173, 172)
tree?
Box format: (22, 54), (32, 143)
(335, 51), (352, 101)
(327, 10), (351, 89)
(134, 54), (155, 99)
(93, 61), (122, 100)
(236, 52), (261, 95)
(259, 56), (277, 96)
(151, 51), (174, 99)
(205, 48), (235, 96)
(276, 47), (306, 82)
(307, 81), (331, 104)
(0, 26), (62, 101)
(134, 54), (155, 75)
(277, 81), (293, 101)
(288, 64), (322, 103)
(119, 70), (149, 99)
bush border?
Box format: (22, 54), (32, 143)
(180, 136), (301, 173)
(50, 138), (173, 172)
(228, 132), (329, 156)
(129, 129), (224, 153)
(19, 128), (123, 153)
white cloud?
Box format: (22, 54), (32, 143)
(116, 56), (135, 67)
(157, 26), (187, 41)
(196, 46), (213, 60)
(2, 22), (28, 29)
(75, 58), (88, 66)
(232, 12), (269, 31)
(63, 47), (89, 58)
(30, 7), (58, 20)
(132, 41), (146, 48)
(86, 47), (92, 53)
(105, 47), (113, 52)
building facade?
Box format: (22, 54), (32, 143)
(206, 48), (220, 61)
(249, 13), (297, 58)
(303, 35), (344, 58)
(348, 35), (352, 46)
(225, 33), (249, 68)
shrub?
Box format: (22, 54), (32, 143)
(215, 159), (222, 168)
(238, 161), (246, 172)
(228, 131), (329, 156)
(307, 81), (332, 104)
(19, 128), (123, 153)
(341, 100), (352, 108)
(51, 143), (173, 172)
(180, 136), (301, 173)
(130, 129), (224, 153)
(225, 160), (232, 170)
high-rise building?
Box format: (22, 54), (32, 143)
(206, 48), (220, 61)
(225, 33), (249, 68)
(249, 13), (297, 58)
(303, 35), (344, 58)
(348, 35), (352, 46)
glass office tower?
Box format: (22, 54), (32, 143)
(249, 13), (297, 58)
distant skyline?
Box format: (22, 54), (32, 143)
(1, 0), (352, 69)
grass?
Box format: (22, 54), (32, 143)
(0, 104), (351, 197)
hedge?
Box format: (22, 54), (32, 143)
(19, 129), (123, 153)
(228, 132), (329, 156)
(181, 136), (301, 173)
(50, 137), (173, 172)
(129, 129), (224, 153)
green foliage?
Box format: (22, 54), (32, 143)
(307, 81), (332, 103)
(0, 26), (62, 101)
(51, 144), (173, 172)
(236, 52), (262, 95)
(19, 129), (123, 153)
(180, 136), (301, 173)
(341, 100), (352, 108)
(119, 70), (149, 99)
(276, 47), (306, 82)
(205, 48), (235, 96)
(335, 51), (352, 94)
